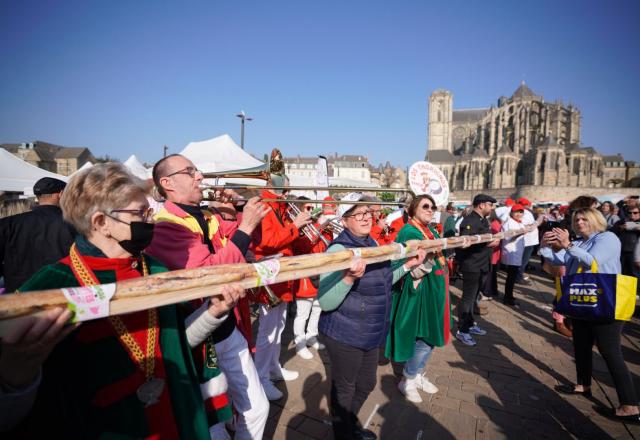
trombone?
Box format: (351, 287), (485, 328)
(262, 198), (405, 206)
(208, 185), (411, 194)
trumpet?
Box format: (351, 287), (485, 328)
(318, 216), (344, 235)
(287, 203), (330, 247)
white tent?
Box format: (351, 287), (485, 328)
(181, 134), (263, 173)
(124, 155), (151, 180)
(181, 134), (266, 186)
(69, 160), (94, 178)
(0, 148), (68, 194)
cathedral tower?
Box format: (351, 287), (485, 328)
(427, 89), (453, 154)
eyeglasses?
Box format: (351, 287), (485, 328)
(420, 203), (435, 211)
(165, 166), (202, 178)
(109, 207), (154, 223)
(344, 211), (373, 221)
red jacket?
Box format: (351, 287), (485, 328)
(386, 216), (406, 243)
(370, 223), (393, 245)
(291, 224), (331, 299)
(490, 219), (502, 265)
(250, 190), (300, 302)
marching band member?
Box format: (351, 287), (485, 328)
(2, 163), (244, 438)
(322, 196), (337, 217)
(291, 197), (332, 360)
(369, 201), (395, 245)
(146, 154), (270, 440)
(251, 176), (312, 400)
(317, 193), (425, 440)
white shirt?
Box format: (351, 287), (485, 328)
(495, 206), (512, 223)
(522, 209), (539, 246)
(501, 217), (526, 266)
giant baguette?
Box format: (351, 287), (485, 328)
(0, 225), (533, 323)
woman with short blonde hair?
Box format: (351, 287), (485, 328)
(541, 205), (639, 423)
(61, 163), (149, 235)
(571, 207), (607, 234)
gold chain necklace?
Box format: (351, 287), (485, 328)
(69, 244), (163, 406)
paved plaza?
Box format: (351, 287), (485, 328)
(259, 260), (640, 439)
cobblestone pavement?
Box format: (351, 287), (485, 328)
(258, 262), (640, 439)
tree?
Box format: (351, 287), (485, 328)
(379, 192), (395, 202)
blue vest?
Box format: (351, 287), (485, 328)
(318, 229), (394, 350)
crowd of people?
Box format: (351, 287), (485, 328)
(0, 158), (639, 438)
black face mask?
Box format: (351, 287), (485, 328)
(118, 221), (155, 256)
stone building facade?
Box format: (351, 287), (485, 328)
(426, 83), (638, 197)
(1, 141), (95, 176)
(284, 153), (372, 183)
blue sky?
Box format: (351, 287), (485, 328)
(1, 0), (638, 167)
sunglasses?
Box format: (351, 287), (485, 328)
(630, 211), (640, 215)
(165, 166), (202, 178)
(420, 203), (435, 211)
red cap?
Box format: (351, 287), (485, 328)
(511, 204), (525, 212)
(517, 197), (531, 206)
(322, 196), (336, 214)
(504, 198), (515, 206)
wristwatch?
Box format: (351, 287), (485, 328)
(565, 242), (574, 250)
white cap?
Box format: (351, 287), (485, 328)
(338, 192), (365, 218)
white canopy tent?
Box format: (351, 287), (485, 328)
(69, 160), (94, 178)
(0, 148), (68, 194)
(124, 155), (151, 180)
(180, 134), (266, 186)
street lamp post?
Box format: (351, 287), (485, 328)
(236, 110), (253, 150)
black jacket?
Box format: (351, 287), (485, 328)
(612, 219), (640, 254)
(0, 205), (76, 292)
(456, 210), (492, 273)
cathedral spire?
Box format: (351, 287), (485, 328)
(512, 81), (536, 99)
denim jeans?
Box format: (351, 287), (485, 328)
(517, 245), (535, 281)
(403, 339), (435, 378)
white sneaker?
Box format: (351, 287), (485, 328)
(295, 340), (314, 360)
(261, 380), (283, 401)
(270, 367), (299, 382)
(398, 377), (422, 403)
(306, 336), (325, 350)
(416, 374), (439, 394)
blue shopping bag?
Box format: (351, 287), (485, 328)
(554, 260), (637, 321)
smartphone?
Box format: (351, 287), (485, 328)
(546, 220), (561, 230)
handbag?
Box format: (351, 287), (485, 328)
(554, 259), (637, 321)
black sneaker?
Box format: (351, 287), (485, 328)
(354, 427), (377, 440)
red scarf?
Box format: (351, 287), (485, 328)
(60, 249), (179, 440)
